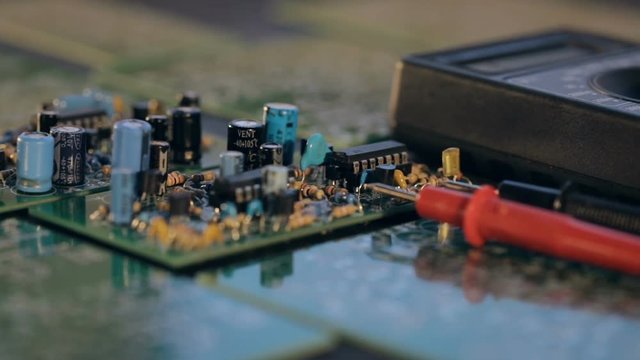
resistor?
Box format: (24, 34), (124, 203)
(189, 170), (216, 183)
(167, 171), (186, 187)
(101, 165), (112, 177)
(393, 170), (408, 189)
(331, 204), (359, 219)
(290, 166), (313, 180)
(300, 183), (326, 200)
(323, 184), (348, 197)
(294, 199), (312, 213)
(89, 204), (110, 221)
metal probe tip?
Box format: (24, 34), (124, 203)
(362, 183), (417, 202)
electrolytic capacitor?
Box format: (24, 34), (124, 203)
(168, 191), (191, 217)
(263, 103), (298, 166)
(132, 99), (163, 120)
(150, 141), (170, 195)
(112, 119), (152, 172)
(140, 169), (162, 200)
(0, 147), (6, 170)
(178, 91), (200, 107)
(220, 151), (244, 178)
(36, 111), (58, 133)
(227, 119), (264, 171)
(262, 165), (289, 195)
(145, 115), (169, 141)
(171, 107), (202, 164)
(16, 132), (54, 194)
(51, 126), (86, 186)
(259, 142), (283, 166)
(111, 168), (137, 225)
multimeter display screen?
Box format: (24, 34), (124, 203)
(463, 45), (595, 74)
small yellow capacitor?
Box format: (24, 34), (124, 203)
(442, 147), (462, 178)
(394, 170), (408, 189)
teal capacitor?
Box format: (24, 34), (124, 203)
(300, 133), (331, 170)
(16, 132), (54, 194)
(263, 103), (298, 166)
(110, 168), (136, 225)
(112, 119), (152, 172)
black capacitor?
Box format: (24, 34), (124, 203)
(37, 111), (58, 133)
(171, 107), (202, 164)
(275, 189), (297, 215)
(168, 191), (191, 217)
(373, 164), (397, 186)
(132, 101), (150, 120)
(150, 140), (170, 195)
(260, 142), (283, 166)
(227, 119), (265, 171)
(178, 91), (200, 107)
(0, 148), (6, 170)
(51, 126), (86, 186)
(140, 169), (162, 200)
(145, 115), (169, 141)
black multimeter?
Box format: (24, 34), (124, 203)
(390, 29), (640, 199)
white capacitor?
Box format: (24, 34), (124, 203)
(261, 165), (289, 195)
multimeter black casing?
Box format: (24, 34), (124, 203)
(390, 30), (640, 198)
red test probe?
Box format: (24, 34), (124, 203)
(364, 183), (640, 275)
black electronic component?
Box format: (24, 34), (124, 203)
(36, 111), (58, 133)
(178, 91), (200, 107)
(132, 101), (149, 120)
(373, 164), (397, 186)
(0, 148), (5, 170)
(171, 107), (202, 164)
(140, 169), (163, 200)
(168, 191), (191, 217)
(211, 168), (262, 206)
(391, 29), (640, 197)
(499, 180), (640, 235)
(51, 126), (86, 186)
(259, 142), (283, 166)
(326, 140), (410, 189)
(145, 115), (169, 141)
(150, 141), (170, 195)
(227, 119), (265, 171)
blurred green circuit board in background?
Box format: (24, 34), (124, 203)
(0, 217), (335, 360)
(28, 190), (415, 269)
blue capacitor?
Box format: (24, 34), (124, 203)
(111, 119), (152, 172)
(110, 168), (137, 225)
(263, 103), (298, 166)
(16, 132), (54, 194)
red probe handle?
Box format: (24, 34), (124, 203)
(416, 185), (640, 275)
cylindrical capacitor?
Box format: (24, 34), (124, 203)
(227, 119), (264, 171)
(220, 151), (244, 178)
(171, 107), (202, 164)
(36, 111), (58, 133)
(276, 189), (297, 215)
(145, 115), (169, 141)
(112, 119), (152, 172)
(262, 165), (289, 195)
(259, 142), (283, 166)
(16, 132), (54, 194)
(150, 141), (170, 195)
(140, 169), (162, 200)
(51, 126), (86, 186)
(178, 91), (200, 107)
(168, 191), (191, 217)
(441, 147), (462, 177)
(111, 168), (137, 225)
(0, 147), (6, 170)
(263, 103), (298, 166)
(132, 101), (149, 120)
